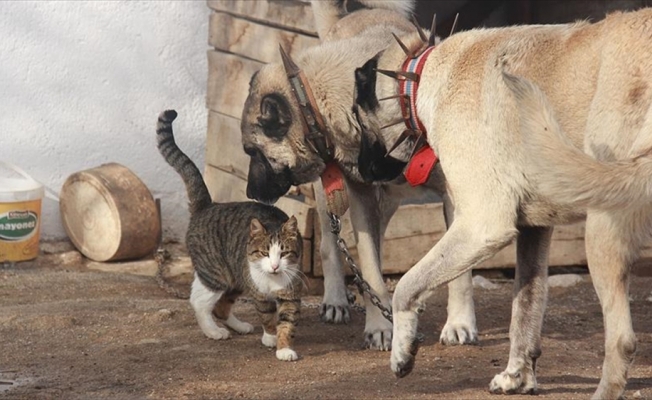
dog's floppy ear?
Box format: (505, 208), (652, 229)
(258, 93), (292, 139)
(355, 55), (380, 112)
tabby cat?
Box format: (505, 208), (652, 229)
(156, 110), (303, 361)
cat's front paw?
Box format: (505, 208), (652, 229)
(204, 326), (231, 340)
(276, 348), (298, 361)
(226, 317), (254, 335)
(261, 331), (277, 348)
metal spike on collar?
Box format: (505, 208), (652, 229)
(385, 129), (416, 157)
(380, 118), (405, 130)
(410, 15), (428, 44)
(409, 132), (428, 160)
(449, 13), (460, 38)
(379, 94), (409, 102)
(376, 69), (419, 82)
(429, 13), (437, 47)
(392, 33), (415, 58)
(279, 45), (300, 78)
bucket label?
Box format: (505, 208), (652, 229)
(0, 210), (38, 241)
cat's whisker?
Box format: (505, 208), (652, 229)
(290, 269), (310, 290)
(283, 270), (296, 292)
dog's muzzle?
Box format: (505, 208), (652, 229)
(245, 149), (292, 204)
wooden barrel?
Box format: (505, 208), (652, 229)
(60, 163), (161, 262)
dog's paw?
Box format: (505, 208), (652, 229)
(390, 337), (419, 378)
(319, 303), (351, 324)
(276, 348), (299, 361)
(261, 331), (277, 348)
(439, 322), (478, 345)
(203, 326), (231, 340)
(364, 328), (392, 351)
(363, 304), (393, 350)
(489, 370), (536, 395)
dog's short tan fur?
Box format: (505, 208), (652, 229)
(351, 9), (652, 399)
(242, 0), (478, 351)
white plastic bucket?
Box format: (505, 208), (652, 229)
(0, 178), (44, 262)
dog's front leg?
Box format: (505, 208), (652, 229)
(489, 226), (552, 395)
(439, 193), (478, 345)
(347, 178), (394, 350)
(315, 180), (350, 324)
(391, 220), (517, 377)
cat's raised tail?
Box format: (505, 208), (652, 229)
(157, 110), (213, 214)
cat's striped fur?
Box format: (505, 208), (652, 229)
(156, 110), (303, 361)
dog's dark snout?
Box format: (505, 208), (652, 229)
(243, 145), (258, 157)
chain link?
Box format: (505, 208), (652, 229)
(328, 212), (393, 323)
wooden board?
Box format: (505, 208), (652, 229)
(207, 0), (317, 36)
(207, 51), (263, 119)
(206, 111), (249, 179)
(209, 13), (319, 64)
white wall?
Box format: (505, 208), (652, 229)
(0, 0), (210, 240)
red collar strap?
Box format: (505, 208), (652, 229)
(396, 46), (438, 187)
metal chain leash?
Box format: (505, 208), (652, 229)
(328, 212), (393, 323)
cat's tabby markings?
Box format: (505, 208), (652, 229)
(156, 110), (303, 361)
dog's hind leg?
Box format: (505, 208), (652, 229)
(391, 218), (518, 377)
(439, 193), (478, 345)
(315, 180), (351, 324)
(585, 209), (643, 400)
(489, 226), (552, 395)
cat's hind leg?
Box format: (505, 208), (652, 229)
(190, 274), (230, 340)
(213, 292), (254, 334)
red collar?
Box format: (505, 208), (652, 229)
(397, 46), (438, 186)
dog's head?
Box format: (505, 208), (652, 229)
(241, 62), (327, 204)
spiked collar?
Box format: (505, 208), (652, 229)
(279, 46), (348, 216)
(279, 46), (334, 163)
(376, 14), (459, 186)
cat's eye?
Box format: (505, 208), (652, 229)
(250, 250), (268, 257)
(281, 250), (296, 258)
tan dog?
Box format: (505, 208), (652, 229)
(350, 8), (652, 399)
(241, 0), (478, 350)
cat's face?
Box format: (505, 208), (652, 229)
(247, 216), (302, 293)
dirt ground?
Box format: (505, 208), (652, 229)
(1, 246), (652, 400)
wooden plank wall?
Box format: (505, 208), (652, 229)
(204, 0), (651, 277)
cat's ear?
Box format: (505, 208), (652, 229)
(250, 218), (266, 237)
(282, 216), (298, 235)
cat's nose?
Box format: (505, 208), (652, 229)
(271, 264), (279, 273)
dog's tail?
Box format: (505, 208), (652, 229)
(311, 0), (415, 39)
(503, 72), (652, 211)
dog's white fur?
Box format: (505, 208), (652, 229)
(241, 0), (478, 350)
(352, 10), (652, 399)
